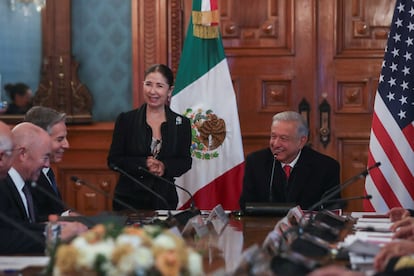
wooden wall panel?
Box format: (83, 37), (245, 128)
(322, 0), (394, 210)
(126, 0), (396, 212)
(338, 138), (370, 211)
(57, 0), (395, 213)
(221, 0), (317, 153)
(220, 0), (292, 52)
(337, 0), (394, 57)
(53, 123), (117, 215)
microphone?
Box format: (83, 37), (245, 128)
(308, 162), (381, 212)
(30, 181), (98, 226)
(70, 175), (141, 215)
(108, 164), (174, 221)
(312, 195), (372, 229)
(137, 166), (196, 209)
(322, 194), (372, 206)
(289, 163), (381, 257)
(30, 181), (73, 214)
(137, 166), (201, 225)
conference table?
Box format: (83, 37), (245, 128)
(10, 213), (350, 275)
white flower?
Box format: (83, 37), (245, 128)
(52, 224), (204, 275)
(115, 233), (143, 247)
(153, 233), (176, 249)
(72, 236), (114, 269)
(115, 247), (154, 274)
(187, 249), (204, 276)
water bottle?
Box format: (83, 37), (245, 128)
(45, 214), (61, 256)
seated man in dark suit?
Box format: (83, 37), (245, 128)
(239, 111), (340, 211)
(24, 106), (70, 221)
(0, 122), (86, 254)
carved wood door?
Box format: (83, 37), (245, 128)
(182, 0), (394, 211)
(133, 0), (395, 211)
(317, 0), (394, 211)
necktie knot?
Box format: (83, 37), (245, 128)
(284, 165), (291, 179)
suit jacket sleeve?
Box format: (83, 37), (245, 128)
(0, 222), (45, 254)
(107, 110), (149, 173)
(160, 108), (192, 178)
(0, 178), (45, 254)
(107, 106), (192, 178)
(239, 149), (273, 210)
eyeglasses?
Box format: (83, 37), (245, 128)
(143, 81), (169, 90)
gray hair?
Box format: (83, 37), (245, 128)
(272, 111), (309, 137)
(24, 106), (66, 135)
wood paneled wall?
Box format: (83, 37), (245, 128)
(37, 0), (396, 214)
(131, 0), (395, 212)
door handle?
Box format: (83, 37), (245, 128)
(319, 99), (331, 147)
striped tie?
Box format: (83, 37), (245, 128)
(22, 182), (36, 223)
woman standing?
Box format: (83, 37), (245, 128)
(108, 64), (192, 211)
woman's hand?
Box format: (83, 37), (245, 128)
(146, 156), (165, 176)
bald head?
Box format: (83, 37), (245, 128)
(11, 122), (51, 182)
(0, 121), (14, 179)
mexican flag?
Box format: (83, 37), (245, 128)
(170, 0), (245, 211)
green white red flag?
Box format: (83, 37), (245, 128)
(170, 0), (245, 210)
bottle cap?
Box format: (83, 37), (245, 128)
(48, 214), (59, 222)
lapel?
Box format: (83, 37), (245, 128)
(4, 175), (31, 222)
(38, 170), (62, 199)
(285, 148), (312, 201)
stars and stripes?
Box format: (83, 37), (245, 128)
(364, 0), (414, 212)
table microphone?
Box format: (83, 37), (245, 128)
(138, 166), (201, 225)
(322, 194), (372, 206)
(316, 162), (381, 209)
(304, 162), (381, 228)
(108, 164), (175, 224)
(70, 175), (141, 215)
(312, 195), (372, 229)
(30, 181), (99, 226)
(289, 163), (381, 257)
(30, 181), (73, 213)
(137, 166), (198, 209)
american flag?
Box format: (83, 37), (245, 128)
(364, 0), (414, 212)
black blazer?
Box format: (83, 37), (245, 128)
(108, 104), (192, 210)
(31, 170), (65, 222)
(239, 146), (340, 210)
(0, 175), (45, 254)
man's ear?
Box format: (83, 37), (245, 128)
(299, 135), (308, 148)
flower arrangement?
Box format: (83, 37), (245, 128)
(50, 223), (204, 276)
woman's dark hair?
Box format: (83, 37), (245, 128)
(144, 64), (174, 87)
(4, 83), (30, 101)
